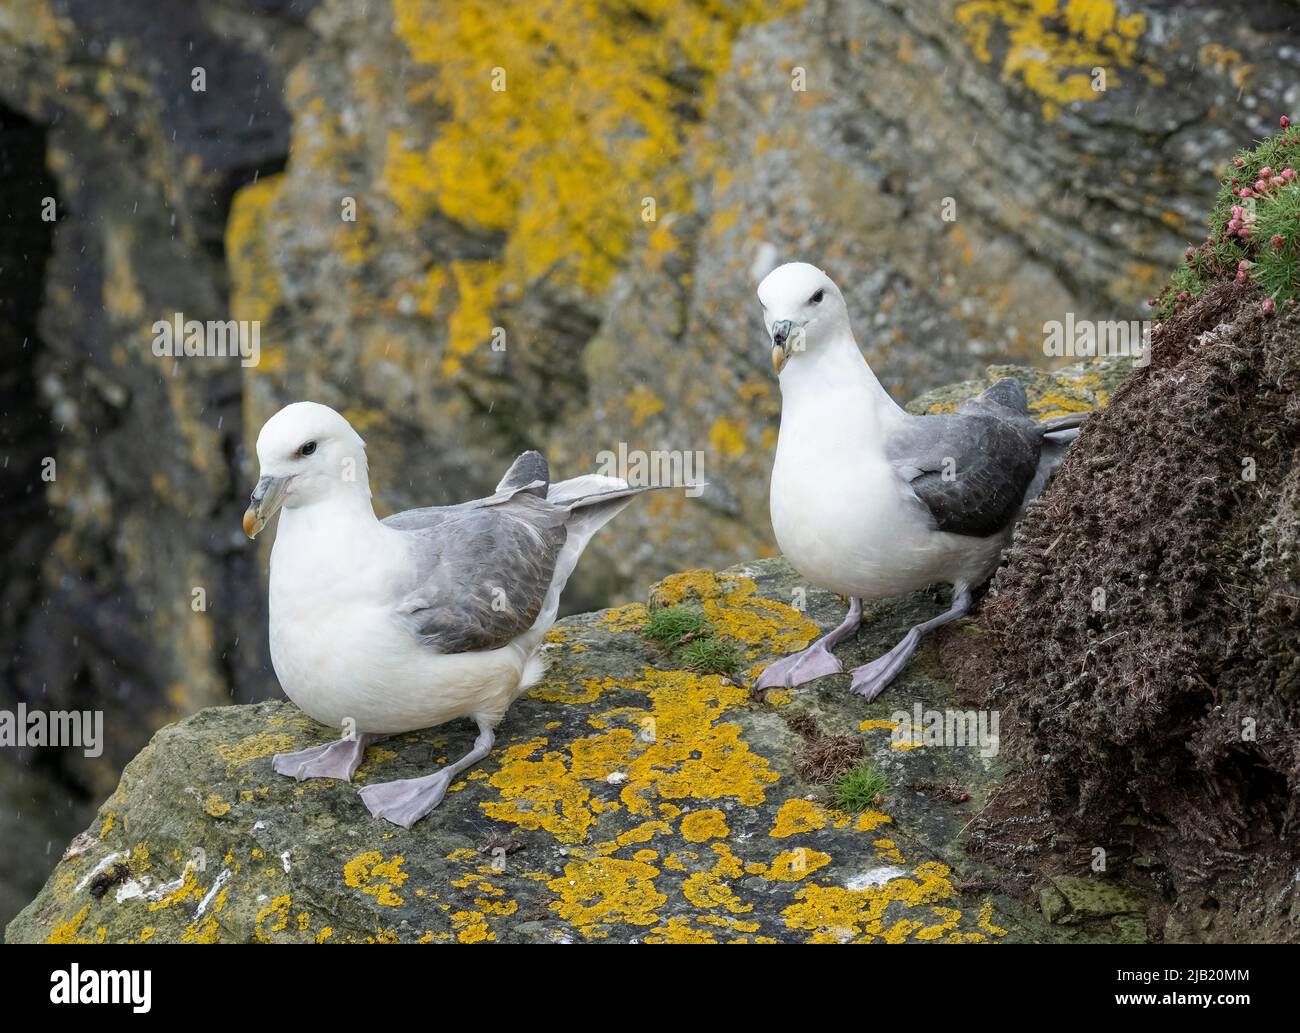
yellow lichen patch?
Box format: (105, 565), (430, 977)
(451, 909), (495, 943)
(782, 860), (979, 944)
(770, 798), (832, 838)
(203, 794), (231, 818)
(977, 900), (1009, 937)
(860, 716), (926, 752)
(764, 848), (832, 882)
(481, 737), (599, 842)
(854, 809), (892, 832)
(955, 0), (1159, 119)
(679, 809), (730, 843)
(615, 671), (779, 815)
(441, 259), (502, 377)
(597, 602), (650, 635)
(226, 174), (285, 326)
(254, 895), (292, 943)
(626, 386), (665, 428)
(645, 916), (719, 943)
(215, 732), (297, 773)
(682, 844), (753, 914)
(1029, 386), (1098, 420)
(184, 887), (229, 944)
(487, 669), (779, 842)
(530, 676), (610, 705)
(614, 820), (673, 850)
(99, 811), (116, 838)
(650, 570), (821, 663)
(148, 863), (203, 912)
(388, 0), (804, 354)
(46, 903), (93, 944)
(343, 851), (409, 907)
(708, 417), (748, 458)
(547, 857), (667, 937)
(102, 225), (143, 321)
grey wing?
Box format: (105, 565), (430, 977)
(393, 493), (568, 653)
(887, 412), (1040, 538)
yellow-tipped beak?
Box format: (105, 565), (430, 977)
(771, 343), (789, 375)
(243, 474), (289, 540)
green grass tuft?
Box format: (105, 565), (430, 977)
(831, 763), (888, 813)
(678, 637), (741, 678)
(641, 605), (707, 645)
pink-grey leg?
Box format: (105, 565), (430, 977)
(755, 597), (863, 690)
(359, 717), (496, 829)
(272, 732), (374, 782)
(849, 587), (972, 702)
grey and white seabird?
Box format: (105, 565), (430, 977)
(243, 401), (667, 828)
(754, 262), (1085, 700)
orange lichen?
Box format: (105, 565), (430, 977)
(343, 851), (409, 907)
(679, 809), (730, 843)
(547, 857), (667, 936)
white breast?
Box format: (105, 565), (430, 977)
(267, 505), (530, 735)
(769, 352), (1006, 600)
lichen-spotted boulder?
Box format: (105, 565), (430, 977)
(9, 558), (1080, 944)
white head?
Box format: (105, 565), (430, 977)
(756, 262), (851, 375)
(243, 401), (370, 539)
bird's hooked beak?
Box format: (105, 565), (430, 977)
(243, 474), (290, 540)
(770, 320), (796, 375)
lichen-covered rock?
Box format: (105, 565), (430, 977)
(10, 558), (1082, 944)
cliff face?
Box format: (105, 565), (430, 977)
(0, 0), (1293, 919)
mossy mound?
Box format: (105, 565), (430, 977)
(1155, 117), (1300, 321)
(966, 280), (1300, 940)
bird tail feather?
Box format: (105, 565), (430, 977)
(1037, 412), (1089, 439)
(517, 480), (674, 648)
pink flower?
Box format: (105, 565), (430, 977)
(1263, 298), (1275, 313)
(1281, 115), (1291, 128)
(1271, 234), (1285, 250)
(1260, 166), (1273, 178)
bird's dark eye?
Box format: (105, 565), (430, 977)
(298, 441), (317, 457)
(809, 289), (825, 305)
